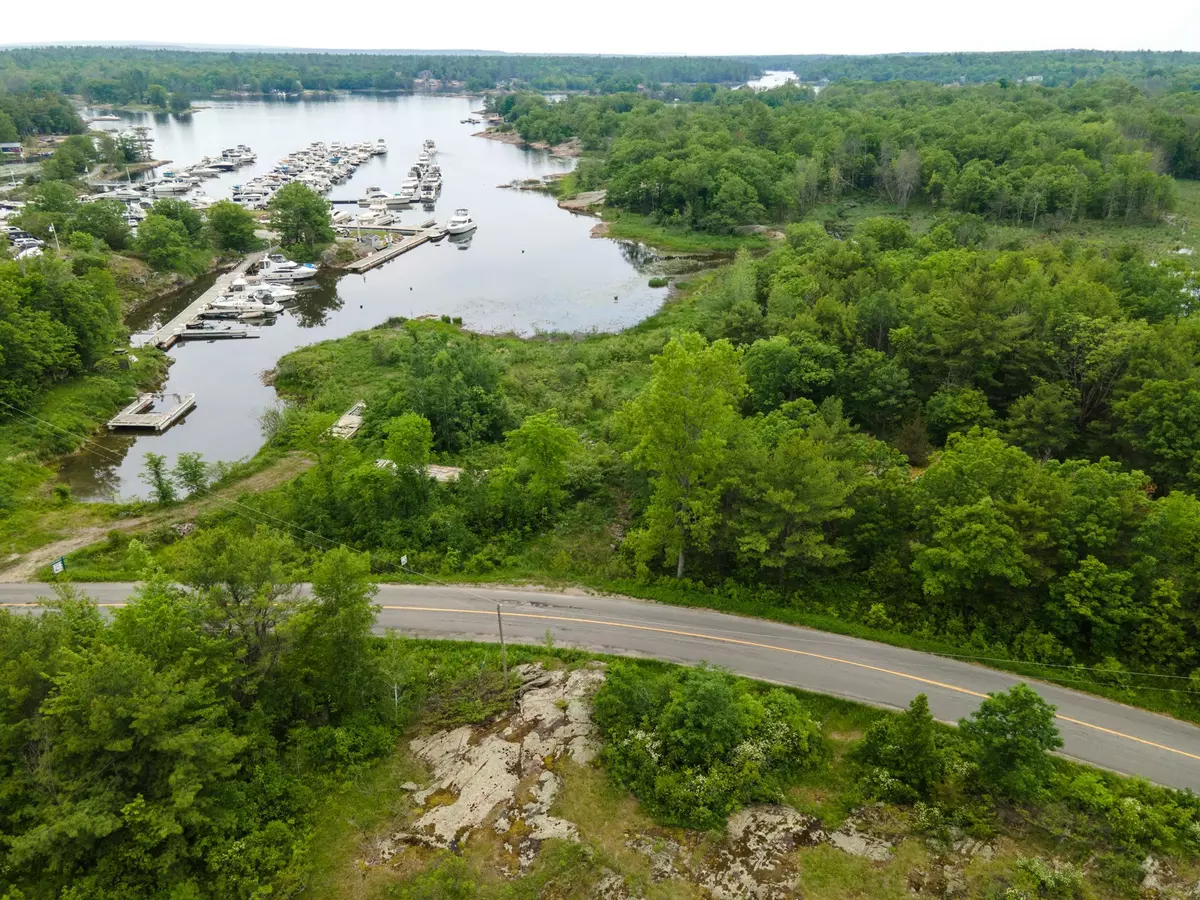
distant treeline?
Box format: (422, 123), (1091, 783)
(499, 78), (1199, 232)
(0, 47), (758, 100)
(740, 50), (1200, 87)
(3, 48), (1200, 107)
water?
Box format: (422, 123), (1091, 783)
(65, 95), (668, 501)
(747, 71), (799, 91)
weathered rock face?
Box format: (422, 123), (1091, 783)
(386, 662), (605, 868)
(626, 805), (826, 900)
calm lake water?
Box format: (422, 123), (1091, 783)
(65, 95), (667, 501)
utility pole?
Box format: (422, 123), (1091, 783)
(497, 604), (508, 681)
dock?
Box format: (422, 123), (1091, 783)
(150, 251), (266, 349)
(329, 401), (366, 439)
(178, 327), (259, 340)
(107, 393), (196, 432)
(343, 228), (442, 273)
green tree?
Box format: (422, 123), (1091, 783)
(282, 547), (378, 722)
(1006, 378), (1079, 461)
(146, 83), (169, 108)
(384, 412), (434, 470)
(136, 214), (193, 271)
(149, 197), (205, 243)
(205, 199), (259, 252)
(72, 198), (131, 250)
(925, 385), (995, 443)
(853, 694), (946, 801)
(617, 332), (746, 577)
(171, 451), (210, 496)
(959, 684), (1062, 799)
(502, 409), (581, 513)
(168, 92), (191, 114)
(267, 182), (334, 254)
(140, 451), (176, 503)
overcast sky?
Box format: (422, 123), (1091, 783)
(6, 0), (1200, 56)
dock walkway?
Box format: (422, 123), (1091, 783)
(343, 228), (442, 273)
(149, 251), (265, 349)
(107, 393), (196, 431)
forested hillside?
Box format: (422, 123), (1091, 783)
(500, 79), (1200, 232)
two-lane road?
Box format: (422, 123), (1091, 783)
(3, 582), (1199, 790)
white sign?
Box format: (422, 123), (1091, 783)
(400, 555), (408, 567)
(51, 557), (65, 575)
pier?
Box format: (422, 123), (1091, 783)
(149, 251), (265, 349)
(107, 393), (197, 432)
(343, 228), (442, 273)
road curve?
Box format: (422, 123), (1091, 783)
(3, 582), (1199, 791)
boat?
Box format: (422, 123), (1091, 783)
(258, 253), (320, 282)
(358, 186), (391, 206)
(225, 277), (297, 301)
(357, 204), (395, 227)
(446, 208), (477, 235)
(423, 139), (437, 156)
(419, 183), (439, 203)
(374, 138), (388, 155)
(417, 150), (431, 166)
(146, 178), (192, 195)
(209, 295), (284, 316)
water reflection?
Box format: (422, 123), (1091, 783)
(617, 241), (658, 270)
(447, 231), (474, 251)
(288, 277), (344, 328)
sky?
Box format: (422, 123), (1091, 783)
(5, 0), (1200, 56)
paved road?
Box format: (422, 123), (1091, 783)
(3, 582), (1199, 790)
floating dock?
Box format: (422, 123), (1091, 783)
(343, 228), (442, 273)
(150, 251), (266, 349)
(178, 327), (259, 340)
(107, 393), (196, 432)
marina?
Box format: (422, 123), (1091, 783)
(61, 94), (669, 501)
(148, 251), (266, 349)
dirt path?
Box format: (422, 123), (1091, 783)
(0, 452), (314, 582)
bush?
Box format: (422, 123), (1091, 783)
(648, 276), (669, 288)
(593, 662), (823, 828)
(959, 684), (1062, 800)
(852, 693), (947, 802)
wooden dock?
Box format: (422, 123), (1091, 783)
(150, 251), (266, 349)
(343, 229), (442, 273)
(107, 393), (196, 432)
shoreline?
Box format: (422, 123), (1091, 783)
(472, 128), (581, 158)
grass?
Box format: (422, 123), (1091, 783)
(602, 209), (771, 253)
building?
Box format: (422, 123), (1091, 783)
(0, 143), (24, 158)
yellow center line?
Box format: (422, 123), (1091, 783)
(6, 599), (1199, 764)
(382, 604), (1200, 765)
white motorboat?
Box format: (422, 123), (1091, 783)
(423, 139), (437, 156)
(446, 208), (477, 235)
(417, 150), (431, 165)
(225, 277), (297, 301)
(146, 178), (192, 195)
(357, 204), (394, 227)
(358, 186), (391, 205)
(374, 138), (388, 155)
(419, 183), (439, 202)
(259, 253), (319, 281)
(209, 295), (283, 315)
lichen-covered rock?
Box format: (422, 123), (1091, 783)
(388, 663), (604, 867)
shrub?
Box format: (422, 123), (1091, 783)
(593, 662), (823, 828)
(959, 684), (1062, 800)
(852, 693), (947, 802)
(648, 276), (669, 288)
